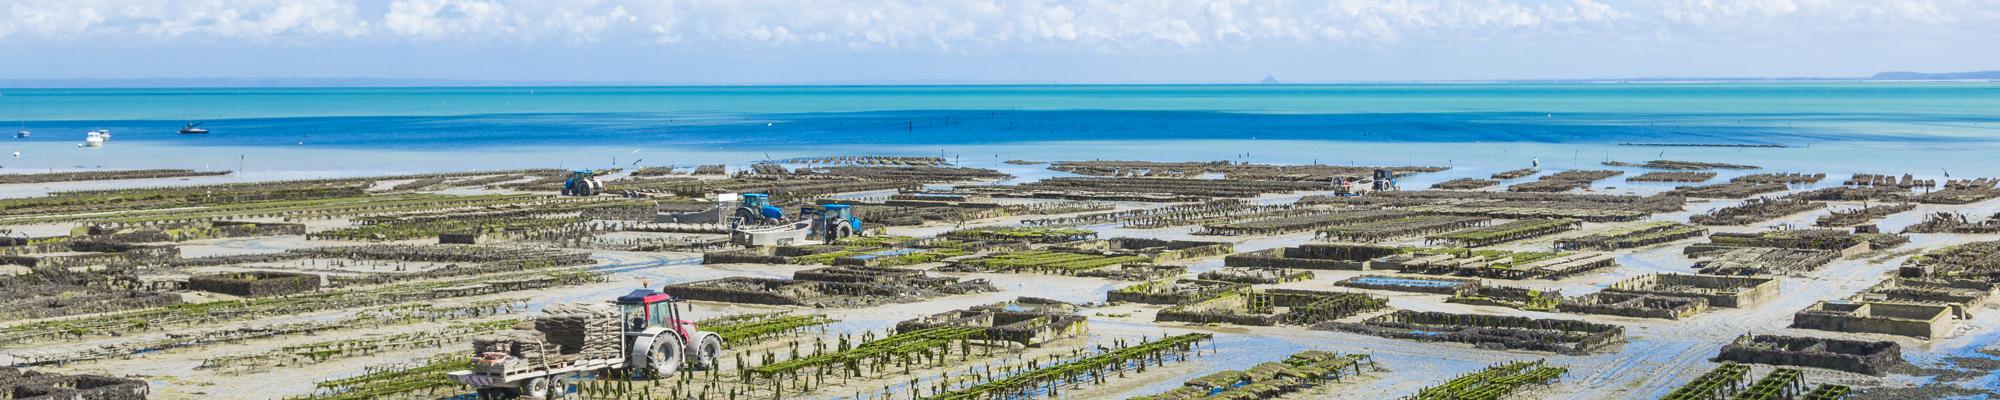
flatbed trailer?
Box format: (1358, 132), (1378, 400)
(448, 290), (722, 399)
(448, 356), (621, 390)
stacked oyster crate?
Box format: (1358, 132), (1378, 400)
(537, 303), (623, 360)
(469, 303), (623, 375)
(471, 330), (557, 375)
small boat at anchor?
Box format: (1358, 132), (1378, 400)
(179, 122), (209, 134)
(82, 130), (107, 147)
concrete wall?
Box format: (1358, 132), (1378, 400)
(1792, 301), (1954, 339)
(1224, 249), (1368, 270)
(1716, 334), (1902, 376)
(1607, 274), (1778, 308)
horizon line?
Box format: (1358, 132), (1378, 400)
(1, 72), (1996, 90)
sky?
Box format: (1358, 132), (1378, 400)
(0, 0), (1997, 84)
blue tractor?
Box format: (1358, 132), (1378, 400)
(1372, 169), (1398, 191)
(1333, 169), (1398, 197)
(802, 203), (862, 242)
(733, 193), (785, 224)
(561, 169), (604, 196)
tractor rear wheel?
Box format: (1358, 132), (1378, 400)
(694, 334), (722, 370)
(646, 333), (685, 378)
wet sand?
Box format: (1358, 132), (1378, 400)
(3, 164), (1998, 400)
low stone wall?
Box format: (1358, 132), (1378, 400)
(1287, 244), (1401, 260)
(0, 288), (183, 321)
(438, 232), (480, 244)
(1605, 273), (1777, 308)
(1156, 308), (1277, 326)
(1557, 292), (1708, 320)
(1055, 238), (1234, 263)
(1158, 243), (1234, 262)
(1715, 334), (1901, 376)
(1863, 278), (1993, 318)
(1153, 292), (1274, 325)
(1792, 301), (1955, 339)
(0, 243), (180, 269)
(667, 269), (995, 308)
(1076, 264), (1187, 281)
(0, 367), (150, 400)
(894, 299), (1089, 346)
(1199, 267), (1313, 284)
(985, 313), (1088, 346)
(85, 221), (307, 243)
(1157, 289), (1387, 327)
(665, 277), (811, 306)
(1223, 248), (1369, 270)
(187, 271), (319, 298)
(701, 247), (790, 264)
(1705, 231), (1877, 252)
(1316, 310), (1625, 355)
(1106, 279), (1246, 305)
(792, 265), (925, 284)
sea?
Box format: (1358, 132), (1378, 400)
(1, 82), (1997, 186)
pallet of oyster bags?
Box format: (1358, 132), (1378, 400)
(537, 303), (624, 360)
(470, 329), (562, 375)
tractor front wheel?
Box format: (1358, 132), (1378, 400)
(694, 334), (723, 370)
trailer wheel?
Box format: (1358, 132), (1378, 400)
(694, 334), (723, 370)
(521, 376), (550, 400)
(476, 388), (505, 399)
(646, 333), (685, 378)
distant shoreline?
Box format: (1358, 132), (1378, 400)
(1616, 145), (1792, 149)
(1, 75), (1995, 90)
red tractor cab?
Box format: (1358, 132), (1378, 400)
(614, 289), (723, 377)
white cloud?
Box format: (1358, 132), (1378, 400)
(383, 0), (515, 40)
(2, 0), (366, 41)
(4, 2), (110, 38)
(0, 0), (1994, 52)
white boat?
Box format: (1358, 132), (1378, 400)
(179, 122), (209, 134)
(6, 91), (27, 139)
(83, 130), (106, 147)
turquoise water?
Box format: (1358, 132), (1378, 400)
(7, 83), (1999, 122)
(0, 83), (1996, 180)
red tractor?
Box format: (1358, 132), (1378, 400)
(450, 289), (722, 399)
(616, 289), (724, 377)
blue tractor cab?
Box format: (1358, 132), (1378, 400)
(735, 193), (784, 223)
(561, 169), (603, 196)
(803, 203), (862, 242)
(1372, 169), (1397, 191)
(821, 204), (862, 233)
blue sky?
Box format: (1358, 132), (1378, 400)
(0, 0), (1996, 84)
